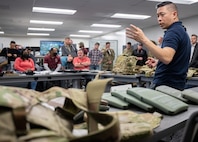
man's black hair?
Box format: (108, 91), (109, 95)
(10, 41), (16, 44)
(156, 1), (173, 9)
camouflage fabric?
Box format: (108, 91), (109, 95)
(101, 48), (115, 71)
(0, 74), (121, 142)
(112, 55), (138, 75)
(139, 65), (156, 77)
(74, 110), (162, 142)
(187, 67), (198, 78)
(113, 55), (156, 77)
(123, 48), (133, 56)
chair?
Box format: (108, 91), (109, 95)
(60, 56), (67, 69)
(181, 111), (198, 142)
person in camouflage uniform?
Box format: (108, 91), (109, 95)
(101, 42), (115, 71)
(123, 42), (133, 56)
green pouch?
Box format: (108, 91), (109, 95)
(111, 90), (154, 112)
(181, 89), (198, 104)
(127, 87), (188, 115)
(102, 93), (129, 109)
(155, 85), (188, 102)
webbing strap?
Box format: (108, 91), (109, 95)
(12, 107), (27, 136)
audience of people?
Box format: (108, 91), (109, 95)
(1, 37), (197, 91)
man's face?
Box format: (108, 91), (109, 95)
(94, 44), (99, 49)
(51, 48), (58, 56)
(77, 50), (84, 58)
(106, 43), (110, 49)
(65, 38), (70, 45)
(127, 44), (131, 49)
(191, 36), (197, 45)
(137, 44), (142, 50)
(157, 5), (176, 29)
(10, 43), (16, 49)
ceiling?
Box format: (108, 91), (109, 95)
(0, 0), (198, 38)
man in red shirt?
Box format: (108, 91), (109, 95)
(44, 48), (61, 72)
(73, 49), (90, 70)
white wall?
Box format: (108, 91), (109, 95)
(0, 36), (89, 50)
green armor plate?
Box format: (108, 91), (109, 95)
(127, 87), (188, 115)
(111, 90), (154, 112)
(102, 93), (129, 109)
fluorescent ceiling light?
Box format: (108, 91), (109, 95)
(147, 0), (198, 4)
(30, 20), (63, 25)
(91, 24), (121, 28)
(27, 33), (50, 36)
(0, 31), (4, 34)
(28, 27), (55, 31)
(79, 30), (103, 33)
(111, 13), (150, 19)
(33, 7), (76, 15)
(70, 34), (90, 38)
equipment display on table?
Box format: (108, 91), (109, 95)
(111, 90), (154, 112)
(127, 87), (189, 115)
(102, 92), (129, 109)
(182, 89), (198, 104)
(155, 85), (189, 102)
(0, 73), (164, 142)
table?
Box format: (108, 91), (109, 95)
(0, 72), (197, 141)
(110, 104), (197, 142)
(0, 72), (84, 88)
(150, 104), (197, 142)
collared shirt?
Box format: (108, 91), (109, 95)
(153, 21), (191, 90)
(44, 55), (61, 70)
(88, 49), (103, 65)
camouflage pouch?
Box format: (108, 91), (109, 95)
(0, 86), (73, 142)
(139, 65), (156, 77)
(112, 55), (138, 75)
(0, 74), (121, 142)
(187, 67), (198, 78)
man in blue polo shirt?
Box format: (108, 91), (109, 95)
(126, 1), (191, 90)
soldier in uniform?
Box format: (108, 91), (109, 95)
(101, 42), (115, 71)
(123, 42), (133, 56)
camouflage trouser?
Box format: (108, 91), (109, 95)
(101, 64), (113, 71)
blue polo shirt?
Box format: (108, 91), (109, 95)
(153, 21), (191, 90)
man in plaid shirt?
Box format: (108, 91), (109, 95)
(88, 42), (103, 70)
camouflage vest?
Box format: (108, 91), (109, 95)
(0, 75), (121, 142)
(112, 55), (138, 75)
(187, 67), (198, 78)
(0, 73), (161, 142)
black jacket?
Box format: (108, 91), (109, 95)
(189, 43), (198, 68)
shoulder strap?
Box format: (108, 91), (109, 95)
(12, 107), (27, 136)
